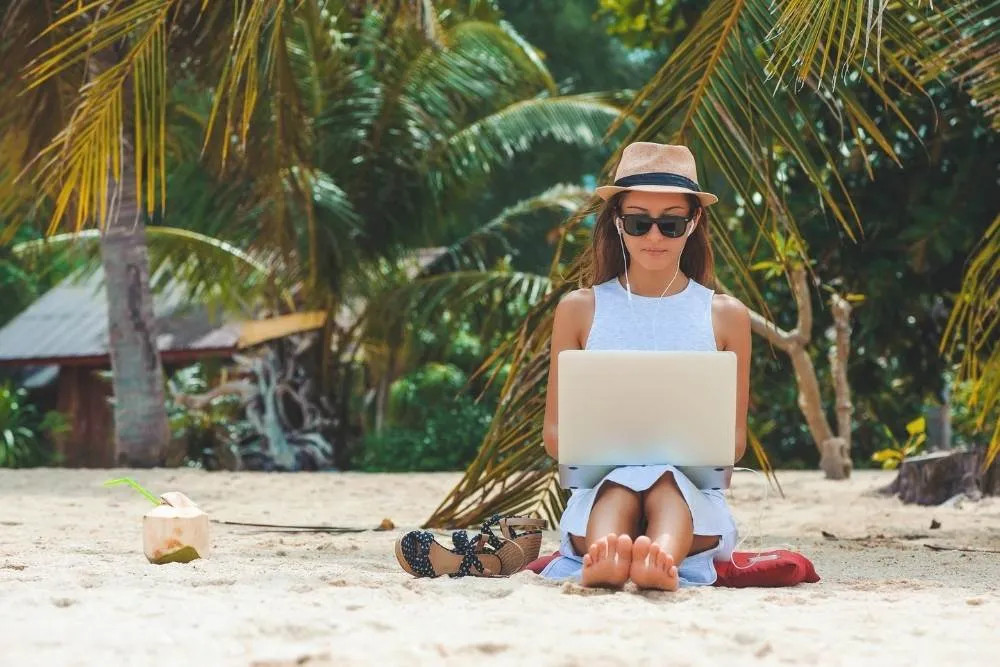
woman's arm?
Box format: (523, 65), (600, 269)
(713, 294), (751, 462)
(542, 290), (591, 459)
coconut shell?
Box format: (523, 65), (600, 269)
(142, 492), (210, 564)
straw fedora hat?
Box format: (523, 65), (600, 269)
(595, 142), (718, 207)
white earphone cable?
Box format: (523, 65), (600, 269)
(617, 216), (690, 351)
(618, 213), (784, 570)
(728, 466), (794, 569)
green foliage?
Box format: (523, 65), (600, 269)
(353, 363), (494, 472)
(596, 0), (709, 49)
(0, 225), (77, 328)
(0, 382), (66, 468)
(165, 365), (250, 470)
(949, 378), (999, 451)
(871, 416), (927, 470)
(0, 255), (37, 328)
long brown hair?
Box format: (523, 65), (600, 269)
(581, 192), (715, 288)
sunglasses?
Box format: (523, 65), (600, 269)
(618, 212), (697, 238)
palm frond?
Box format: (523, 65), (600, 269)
(202, 0), (287, 164)
(763, 0), (948, 90)
(941, 213), (1000, 469)
(430, 94), (629, 192)
(364, 269), (552, 348)
(404, 20), (557, 124)
(921, 0), (1000, 130)
(424, 280), (567, 528)
(23, 0), (179, 232)
(10, 226), (290, 314)
(425, 184), (590, 274)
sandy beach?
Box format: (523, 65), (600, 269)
(1, 468), (998, 666)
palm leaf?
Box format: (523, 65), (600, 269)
(364, 269), (552, 349)
(763, 0), (951, 90)
(424, 184), (591, 274)
(941, 213), (1000, 469)
(920, 0), (1000, 130)
(430, 94), (630, 193)
(10, 226), (290, 314)
(22, 0), (178, 233)
(403, 20), (557, 127)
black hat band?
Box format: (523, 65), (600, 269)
(614, 172), (700, 191)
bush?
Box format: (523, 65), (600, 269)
(165, 364), (250, 469)
(353, 363), (493, 471)
(0, 382), (66, 467)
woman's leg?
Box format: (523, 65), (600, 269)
(569, 482), (642, 588)
(630, 472), (720, 591)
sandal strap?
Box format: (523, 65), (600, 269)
(480, 514), (545, 543)
(448, 530), (487, 578)
(479, 515), (506, 551)
(399, 530), (439, 578)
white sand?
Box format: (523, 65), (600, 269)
(1, 468), (998, 666)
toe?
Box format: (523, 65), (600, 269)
(616, 534), (633, 562)
(591, 537), (609, 563)
(655, 548), (672, 571)
(631, 535), (650, 566)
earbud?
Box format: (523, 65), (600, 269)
(615, 217), (633, 304)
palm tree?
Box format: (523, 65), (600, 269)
(0, 1), (625, 465)
(424, 0), (998, 528)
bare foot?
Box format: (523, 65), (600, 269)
(629, 535), (679, 591)
(581, 533), (632, 588)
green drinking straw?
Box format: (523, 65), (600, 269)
(104, 477), (161, 506)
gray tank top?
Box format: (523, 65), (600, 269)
(585, 276), (718, 352)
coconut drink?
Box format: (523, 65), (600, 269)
(142, 491), (210, 564)
(106, 479), (211, 564)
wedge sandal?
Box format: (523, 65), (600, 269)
(478, 514), (547, 572)
(394, 529), (525, 578)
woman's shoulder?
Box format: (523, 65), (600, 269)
(560, 286), (595, 306)
(553, 287), (595, 333)
(711, 292), (749, 319)
(555, 287), (595, 319)
(711, 293), (751, 345)
(710, 291), (745, 308)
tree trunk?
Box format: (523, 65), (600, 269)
(88, 42), (170, 467)
(829, 294), (853, 452)
(100, 220), (170, 466)
(881, 448), (1000, 505)
(711, 102), (853, 477)
(821, 293), (854, 480)
(743, 267), (853, 479)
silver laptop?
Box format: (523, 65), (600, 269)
(557, 350), (737, 490)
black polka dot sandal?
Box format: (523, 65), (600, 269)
(393, 529), (525, 578)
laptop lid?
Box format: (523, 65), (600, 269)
(557, 350), (737, 468)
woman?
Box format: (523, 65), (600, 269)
(541, 142), (751, 590)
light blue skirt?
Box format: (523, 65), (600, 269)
(540, 465), (738, 586)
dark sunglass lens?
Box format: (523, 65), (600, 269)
(622, 215), (653, 236)
(657, 217), (687, 237)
